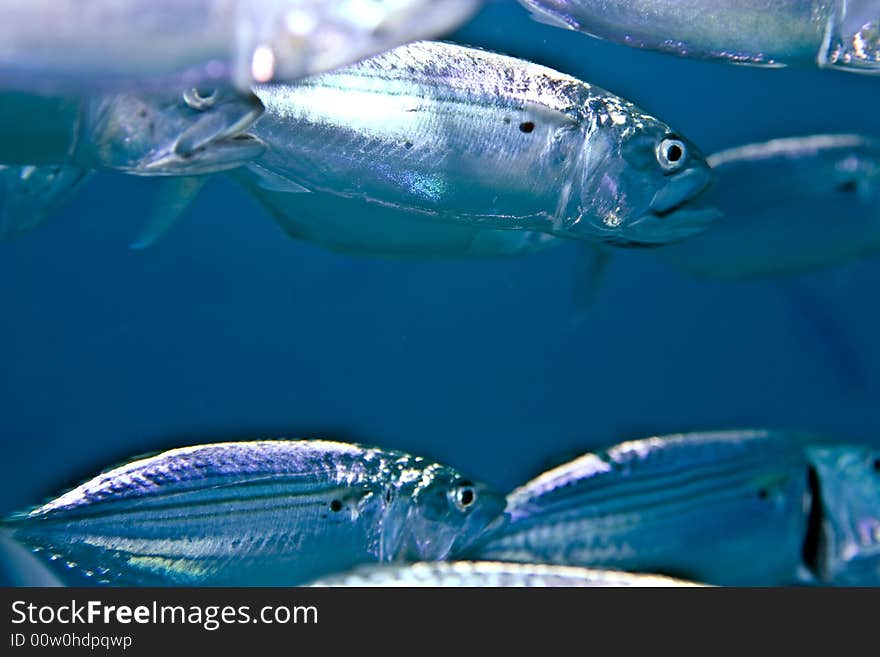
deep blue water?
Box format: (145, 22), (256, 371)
(1, 1), (879, 515)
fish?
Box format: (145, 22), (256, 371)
(1, 440), (506, 586)
(654, 134), (880, 280)
(308, 561), (705, 586)
(804, 445), (880, 585)
(0, 0), (483, 93)
(0, 88), (265, 175)
(516, 0), (880, 74)
(246, 41), (720, 248)
(472, 430), (813, 586)
(0, 88), (265, 241)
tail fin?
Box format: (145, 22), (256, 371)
(0, 165), (91, 240)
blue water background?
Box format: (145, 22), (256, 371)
(1, 1), (879, 513)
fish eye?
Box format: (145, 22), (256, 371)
(183, 88), (219, 110)
(449, 482), (477, 512)
(656, 136), (687, 172)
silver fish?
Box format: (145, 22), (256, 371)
(0, 88), (265, 175)
(2, 440), (506, 586)
(247, 41), (720, 247)
(805, 445), (880, 585)
(518, 0), (880, 74)
(0, 0), (482, 93)
(0, 88), (265, 241)
(655, 134), (880, 280)
(308, 561), (705, 586)
(473, 430), (812, 586)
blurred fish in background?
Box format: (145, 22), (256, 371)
(472, 430), (880, 586)
(0, 0), (483, 93)
(516, 0), (880, 74)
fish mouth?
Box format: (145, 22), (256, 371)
(603, 205), (722, 247)
(451, 509), (510, 557)
(650, 167), (714, 217)
(136, 93), (265, 176)
(601, 166), (720, 247)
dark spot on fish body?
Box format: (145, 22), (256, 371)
(519, 122), (535, 134)
(757, 488), (769, 501)
(404, 141), (414, 150)
(330, 499), (343, 512)
(836, 179), (859, 193)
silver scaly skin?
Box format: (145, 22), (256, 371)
(518, 0), (880, 74)
(473, 430), (813, 586)
(308, 561), (705, 586)
(2, 440), (506, 586)
(249, 41), (719, 247)
(0, 0), (482, 93)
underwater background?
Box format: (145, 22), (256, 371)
(1, 0), (879, 522)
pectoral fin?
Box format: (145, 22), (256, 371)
(572, 243), (613, 312)
(130, 176), (207, 249)
(0, 165), (91, 240)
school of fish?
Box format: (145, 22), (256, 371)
(1, 0), (878, 587)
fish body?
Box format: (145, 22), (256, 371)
(518, 0), (879, 74)
(0, 0), (481, 93)
(806, 445), (880, 585)
(248, 41), (719, 247)
(473, 430), (812, 586)
(655, 135), (880, 280)
(3, 440), (505, 586)
(308, 561), (704, 586)
(234, 168), (562, 258)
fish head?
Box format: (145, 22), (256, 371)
(381, 464), (506, 562)
(84, 87), (266, 176)
(824, 136), (880, 203)
(238, 1), (481, 84)
(564, 104), (720, 246)
(807, 445), (880, 585)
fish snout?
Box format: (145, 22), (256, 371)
(650, 166), (714, 216)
